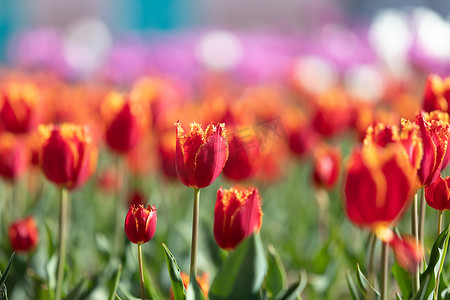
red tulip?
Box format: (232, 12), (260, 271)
(124, 204), (157, 244)
(158, 131), (177, 180)
(170, 272), (209, 300)
(415, 111), (449, 187)
(8, 216), (39, 252)
(424, 175), (450, 211)
(390, 235), (423, 273)
(214, 187), (263, 250)
(223, 134), (258, 181)
(0, 82), (39, 134)
(175, 122), (228, 189)
(0, 132), (28, 181)
(102, 92), (148, 154)
(312, 144), (341, 189)
(39, 123), (98, 189)
(343, 144), (416, 229)
(422, 74), (450, 114)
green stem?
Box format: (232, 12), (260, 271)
(114, 156), (126, 258)
(189, 188), (200, 282)
(367, 233), (377, 286)
(438, 211), (443, 237)
(315, 187), (329, 241)
(434, 216), (448, 300)
(411, 191), (420, 295)
(381, 241), (389, 300)
(418, 188), (426, 261)
(55, 188), (69, 300)
(138, 243), (145, 300)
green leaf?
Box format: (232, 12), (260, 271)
(395, 292), (403, 300)
(392, 262), (411, 299)
(274, 270), (307, 300)
(356, 264), (380, 299)
(108, 264), (122, 300)
(46, 255), (58, 293)
(186, 278), (206, 300)
(64, 277), (85, 300)
(118, 286), (141, 300)
(0, 252), (15, 287)
(162, 243), (186, 300)
(45, 220), (56, 257)
(346, 271), (361, 300)
(209, 233), (268, 300)
(265, 244), (287, 298)
(413, 226), (450, 300)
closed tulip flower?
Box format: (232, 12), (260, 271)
(0, 132), (28, 181)
(102, 92), (148, 154)
(175, 122), (228, 189)
(415, 111), (449, 187)
(124, 204), (157, 245)
(343, 144), (417, 229)
(214, 187), (263, 250)
(0, 82), (39, 134)
(422, 74), (450, 114)
(223, 134), (257, 181)
(39, 123), (98, 189)
(424, 175), (450, 211)
(312, 144), (341, 189)
(9, 216), (39, 252)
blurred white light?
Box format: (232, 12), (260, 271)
(196, 30), (243, 71)
(369, 9), (412, 75)
(63, 17), (112, 76)
(344, 64), (384, 102)
(413, 7), (450, 60)
(293, 56), (338, 95)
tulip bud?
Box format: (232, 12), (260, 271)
(39, 123), (98, 189)
(124, 204), (157, 244)
(8, 216), (39, 252)
(175, 122), (228, 189)
(424, 175), (450, 211)
(170, 272), (209, 300)
(312, 144), (341, 189)
(214, 187), (262, 250)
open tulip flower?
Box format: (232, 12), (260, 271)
(175, 121), (228, 189)
(214, 186), (263, 251)
(39, 123), (98, 190)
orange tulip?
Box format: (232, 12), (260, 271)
(214, 187), (263, 250)
(39, 123), (98, 189)
(175, 122), (228, 189)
